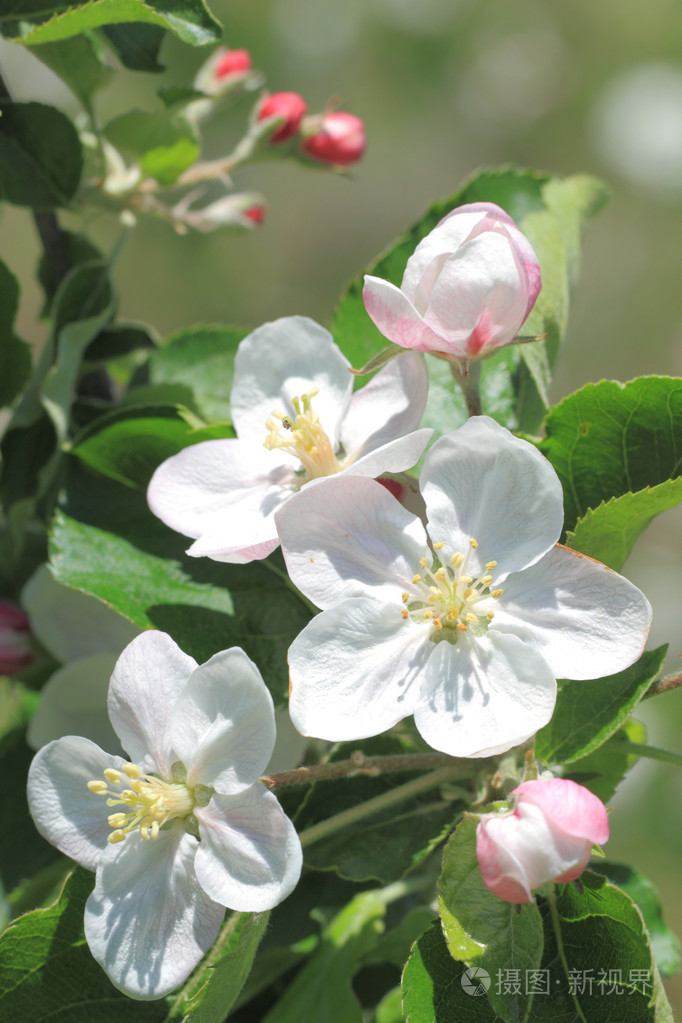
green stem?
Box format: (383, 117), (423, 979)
(546, 885), (589, 1023)
(448, 358), (483, 417)
(261, 557), (319, 615)
(608, 739), (682, 769)
(298, 765), (468, 848)
(164, 910), (242, 1021)
(264, 751), (484, 789)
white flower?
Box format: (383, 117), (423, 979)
(147, 316), (432, 563)
(275, 416), (652, 758)
(27, 631), (302, 1000)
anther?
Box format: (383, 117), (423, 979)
(456, 622), (468, 631)
(451, 552), (464, 567)
(485, 560), (497, 570)
(88, 780), (107, 795)
(412, 574), (422, 584)
(433, 541), (445, 550)
(402, 591), (409, 603)
(481, 574), (493, 587)
(434, 618), (443, 630)
(108, 830), (126, 844)
(487, 611), (495, 620)
(419, 557), (427, 569)
(465, 612), (478, 623)
(104, 768), (122, 784)
(123, 764), (142, 778)
(491, 588), (504, 599)
(469, 539), (478, 549)
(401, 608), (409, 619)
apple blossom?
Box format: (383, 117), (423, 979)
(301, 111), (367, 166)
(147, 316), (431, 563)
(276, 416), (652, 758)
(476, 778), (610, 903)
(258, 91), (308, 143)
(363, 202), (541, 361)
(27, 631), (302, 1000)
(0, 598), (33, 675)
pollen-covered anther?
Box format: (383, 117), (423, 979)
(456, 622), (468, 631)
(401, 591), (409, 603)
(491, 588), (504, 599)
(262, 388), (341, 479)
(401, 608), (409, 619)
(87, 762), (195, 845)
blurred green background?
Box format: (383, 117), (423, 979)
(1, 0), (682, 1012)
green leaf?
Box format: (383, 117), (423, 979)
(535, 645), (667, 765)
(566, 479), (682, 571)
(103, 108), (199, 185)
(71, 405), (234, 488)
(83, 321), (158, 363)
(0, 868), (167, 1021)
(331, 167), (606, 435)
(101, 22), (166, 70)
(31, 34), (112, 106)
(402, 921), (504, 1023)
(565, 719), (647, 803)
(0, 257), (32, 408)
(134, 323), (248, 423)
(174, 912), (270, 1022)
(36, 230), (102, 316)
(1, 0), (221, 47)
(0, 101), (83, 209)
(591, 863), (680, 977)
(539, 377), (682, 533)
(437, 817), (543, 1023)
(49, 480), (311, 699)
(261, 890), (389, 1023)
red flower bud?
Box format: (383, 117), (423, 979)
(214, 48), (252, 81)
(258, 92), (308, 144)
(302, 112), (366, 166)
(244, 205), (265, 225)
(0, 599), (33, 675)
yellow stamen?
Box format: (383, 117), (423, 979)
(491, 589), (504, 599)
(469, 538), (478, 549)
(485, 560), (497, 571)
(433, 541), (445, 550)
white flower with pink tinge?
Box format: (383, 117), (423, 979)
(276, 416), (652, 758)
(476, 778), (610, 903)
(27, 631), (302, 1000)
(363, 202), (541, 361)
(147, 316), (431, 563)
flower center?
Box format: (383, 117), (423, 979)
(264, 388), (341, 479)
(401, 537), (504, 637)
(87, 762), (196, 844)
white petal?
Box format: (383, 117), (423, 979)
(340, 352), (429, 458)
(231, 317), (352, 449)
(27, 653), (121, 754)
(288, 598), (430, 741)
(400, 209), (490, 303)
(184, 491), (288, 563)
(194, 786), (302, 911)
(169, 648), (276, 793)
(21, 565), (140, 663)
(27, 736), (126, 871)
(414, 632), (557, 757)
(85, 826), (224, 1000)
(147, 438), (295, 545)
(276, 475), (428, 608)
(492, 545), (653, 679)
(108, 632), (196, 776)
(422, 417), (564, 579)
(338, 429), (432, 481)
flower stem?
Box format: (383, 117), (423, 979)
(645, 670), (682, 698)
(298, 764), (469, 848)
(261, 557), (319, 616)
(164, 910), (243, 1020)
(448, 358), (483, 417)
(263, 751), (483, 789)
(608, 739), (682, 769)
(546, 885), (589, 1023)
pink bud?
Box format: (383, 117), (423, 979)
(0, 599), (33, 675)
(476, 779), (609, 904)
(244, 205), (265, 225)
(363, 202), (541, 361)
(214, 48), (252, 81)
(302, 111), (366, 166)
(258, 92), (308, 144)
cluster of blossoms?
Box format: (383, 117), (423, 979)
(25, 201), (654, 999)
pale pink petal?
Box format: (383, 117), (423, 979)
(492, 545), (652, 680)
(476, 818), (534, 903)
(27, 736), (126, 871)
(413, 631), (556, 758)
(231, 316), (352, 448)
(194, 786), (302, 911)
(108, 631), (196, 776)
(169, 648), (275, 793)
(276, 475), (427, 609)
(363, 276), (456, 353)
(288, 598), (430, 741)
(422, 417), (564, 580)
(85, 827), (224, 999)
(340, 351), (429, 459)
(512, 779), (610, 846)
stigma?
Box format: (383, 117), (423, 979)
(263, 388), (342, 479)
(87, 762), (195, 843)
(401, 538), (503, 637)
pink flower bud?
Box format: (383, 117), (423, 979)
(363, 202), (541, 361)
(258, 92), (308, 144)
(301, 111), (366, 166)
(476, 779), (609, 904)
(214, 48), (252, 81)
(244, 205), (265, 225)
(0, 599), (33, 675)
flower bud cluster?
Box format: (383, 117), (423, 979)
(256, 92), (366, 167)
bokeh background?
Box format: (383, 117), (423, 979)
(1, 0), (682, 1011)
